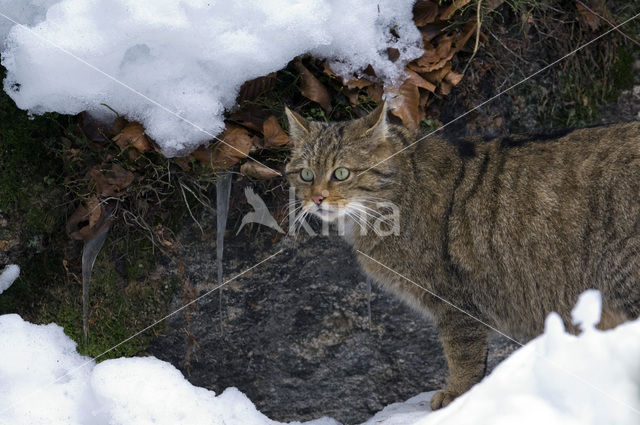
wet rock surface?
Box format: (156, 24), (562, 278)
(148, 213), (519, 424)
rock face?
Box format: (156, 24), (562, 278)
(148, 212), (518, 424)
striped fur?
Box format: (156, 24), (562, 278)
(285, 105), (640, 409)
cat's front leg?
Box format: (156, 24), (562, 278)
(430, 310), (489, 410)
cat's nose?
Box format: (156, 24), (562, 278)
(311, 194), (325, 205)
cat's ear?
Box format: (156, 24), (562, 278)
(285, 107), (310, 143)
(361, 101), (388, 140)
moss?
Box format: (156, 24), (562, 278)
(610, 47), (635, 96)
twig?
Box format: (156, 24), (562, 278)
(462, 0), (483, 75)
(576, 0), (640, 47)
(180, 183), (204, 235)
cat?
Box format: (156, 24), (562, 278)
(284, 103), (640, 409)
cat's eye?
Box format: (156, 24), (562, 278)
(333, 167), (350, 181)
(300, 168), (314, 182)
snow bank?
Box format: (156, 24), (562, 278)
(0, 264), (19, 294)
(1, 291), (638, 425)
(0, 313), (339, 425)
(0, 0), (422, 156)
(418, 290), (640, 425)
(0, 0), (59, 42)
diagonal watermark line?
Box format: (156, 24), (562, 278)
(356, 250), (640, 416)
(0, 11), (281, 176)
(2, 248), (284, 416)
(357, 10), (640, 177)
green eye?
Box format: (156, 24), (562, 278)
(300, 168), (314, 182)
(333, 167), (350, 181)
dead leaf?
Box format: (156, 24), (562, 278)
(387, 47), (400, 62)
(263, 116), (290, 147)
(88, 164), (135, 198)
(344, 88), (360, 105)
(345, 78), (373, 90)
(86, 196), (103, 229)
(440, 81), (452, 95)
(66, 202), (110, 241)
(576, 1), (601, 31)
(366, 84), (384, 103)
(440, 0), (472, 20)
(237, 72), (277, 103)
(444, 70), (464, 86)
(227, 105), (271, 133)
(112, 122), (152, 153)
(386, 81), (423, 130)
(421, 24), (445, 43)
(413, 1), (439, 26)
(405, 69), (437, 92)
(296, 61), (332, 112)
(419, 90), (430, 109)
(424, 64), (452, 84)
(199, 125), (253, 169)
(240, 161), (281, 180)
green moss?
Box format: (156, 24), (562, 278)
(611, 47), (635, 96)
(0, 73), (68, 235)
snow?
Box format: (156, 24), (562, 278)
(0, 313), (338, 425)
(1, 291), (639, 425)
(0, 264), (19, 294)
(0, 0), (423, 156)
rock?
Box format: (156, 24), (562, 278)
(148, 210), (518, 424)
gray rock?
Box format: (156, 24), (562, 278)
(148, 213), (518, 424)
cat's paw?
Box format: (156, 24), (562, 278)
(429, 389), (460, 410)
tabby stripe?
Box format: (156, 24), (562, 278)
(443, 160), (466, 273)
(488, 146), (507, 259)
(354, 185), (378, 193)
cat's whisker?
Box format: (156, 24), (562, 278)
(350, 205), (394, 226)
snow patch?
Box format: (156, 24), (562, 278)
(0, 0), (423, 156)
(0, 264), (19, 294)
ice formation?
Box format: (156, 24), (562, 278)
(0, 0), (423, 156)
(0, 264), (19, 294)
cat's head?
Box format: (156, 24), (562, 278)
(285, 103), (405, 223)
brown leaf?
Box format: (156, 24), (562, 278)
(112, 122), (152, 153)
(66, 201), (109, 241)
(262, 116), (290, 147)
(440, 0), (472, 20)
(237, 72), (277, 103)
(66, 204), (92, 240)
(440, 81), (452, 95)
(86, 195), (103, 229)
(240, 161), (281, 180)
(421, 24), (445, 43)
(576, 1), (601, 31)
(444, 70), (464, 86)
(344, 88), (360, 105)
(386, 82), (423, 130)
(88, 164), (135, 198)
(419, 90), (430, 109)
(227, 105), (271, 133)
(204, 125), (253, 169)
(387, 47), (400, 62)
(366, 84), (384, 103)
(345, 78), (373, 90)
(405, 69), (437, 92)
(424, 64), (452, 84)
(413, 1), (439, 26)
(296, 61), (332, 112)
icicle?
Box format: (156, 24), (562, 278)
(216, 171), (232, 334)
(366, 276), (372, 332)
(81, 212), (112, 346)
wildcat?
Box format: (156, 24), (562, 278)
(284, 103), (640, 409)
